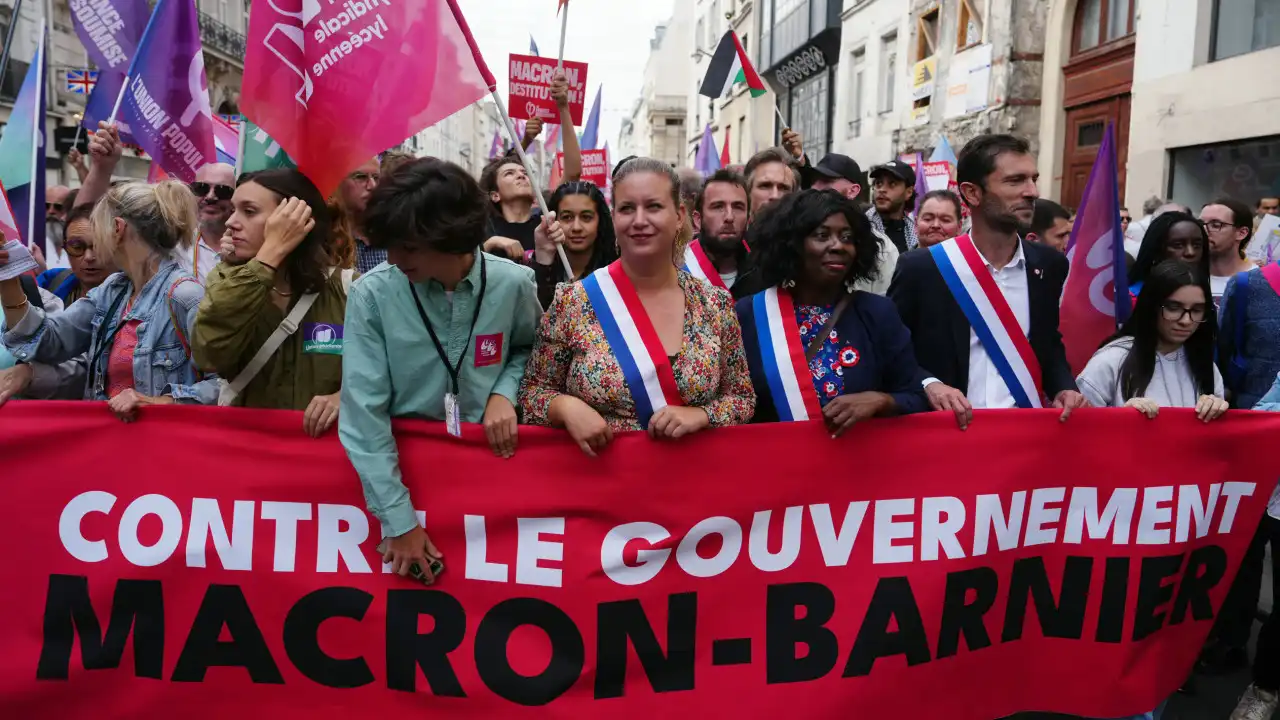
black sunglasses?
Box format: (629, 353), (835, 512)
(189, 182), (234, 201)
(46, 202), (63, 212)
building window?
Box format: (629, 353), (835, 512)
(791, 71), (830, 160)
(1073, 0), (1133, 54)
(1169, 136), (1280, 210)
(849, 48), (866, 138)
(957, 0), (983, 49)
(1212, 0), (1280, 61)
(880, 33), (897, 114)
(917, 8), (940, 61)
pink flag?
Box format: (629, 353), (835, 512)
(241, 0), (494, 196)
(1060, 124), (1129, 375)
(0, 182), (21, 244)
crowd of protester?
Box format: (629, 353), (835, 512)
(3, 87), (1280, 719)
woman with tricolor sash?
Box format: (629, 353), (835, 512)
(519, 158), (755, 455)
(735, 190), (929, 431)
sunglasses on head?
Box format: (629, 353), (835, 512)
(189, 182), (234, 201)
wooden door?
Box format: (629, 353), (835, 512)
(1062, 95), (1129, 210)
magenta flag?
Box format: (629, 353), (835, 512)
(1060, 124), (1129, 375)
(242, 0), (493, 196)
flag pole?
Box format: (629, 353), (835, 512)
(490, 89), (573, 278)
(26, 19), (45, 251)
(235, 116), (247, 178)
(556, 1), (569, 69)
(107, 79), (129, 124)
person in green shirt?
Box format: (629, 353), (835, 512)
(339, 158), (542, 582)
(193, 169), (350, 437)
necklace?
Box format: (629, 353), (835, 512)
(271, 286), (293, 297)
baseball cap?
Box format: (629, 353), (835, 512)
(869, 160), (917, 186)
(810, 154), (864, 185)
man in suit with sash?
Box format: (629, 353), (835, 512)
(889, 134), (1087, 428)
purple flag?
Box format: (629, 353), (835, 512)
(118, 0), (215, 182)
(71, 0), (151, 142)
(1060, 123), (1129, 374)
(913, 152), (929, 215)
(694, 124), (720, 177)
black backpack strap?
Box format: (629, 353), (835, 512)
(18, 275), (44, 311)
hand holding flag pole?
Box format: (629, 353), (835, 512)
(445, 0), (572, 277)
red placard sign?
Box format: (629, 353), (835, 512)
(509, 53), (588, 125)
(1, 403), (1278, 719)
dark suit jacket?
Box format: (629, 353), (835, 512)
(887, 240), (1077, 400)
(736, 290), (930, 423)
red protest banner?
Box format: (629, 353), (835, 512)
(1, 403), (1277, 719)
(509, 53), (588, 125)
(553, 149), (609, 188)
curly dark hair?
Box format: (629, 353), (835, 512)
(748, 189), (880, 289)
(1128, 210), (1209, 287)
(548, 180), (619, 281)
(237, 169), (332, 295)
(364, 157), (488, 255)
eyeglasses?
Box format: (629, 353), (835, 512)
(46, 202), (64, 213)
(1161, 303), (1208, 323)
(64, 238), (91, 258)
(1201, 219), (1240, 233)
(349, 171), (381, 186)
(189, 182), (234, 201)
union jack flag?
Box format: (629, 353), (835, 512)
(65, 69), (97, 94)
(218, 114), (242, 130)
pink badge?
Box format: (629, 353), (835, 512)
(474, 333), (504, 368)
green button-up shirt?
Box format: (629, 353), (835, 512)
(339, 251), (541, 538)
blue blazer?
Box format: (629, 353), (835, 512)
(735, 290), (930, 423)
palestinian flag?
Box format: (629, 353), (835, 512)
(699, 30), (767, 99)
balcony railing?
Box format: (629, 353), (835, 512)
(199, 12), (246, 61)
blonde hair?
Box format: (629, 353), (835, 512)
(91, 180), (198, 260)
(611, 157), (689, 265)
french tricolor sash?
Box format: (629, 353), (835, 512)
(680, 240), (728, 290)
(580, 262), (684, 428)
(930, 235), (1044, 408)
(750, 287), (823, 421)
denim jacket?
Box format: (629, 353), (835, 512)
(2, 260), (219, 403)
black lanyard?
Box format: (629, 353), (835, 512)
(408, 256), (487, 396)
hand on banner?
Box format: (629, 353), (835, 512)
(257, 198), (315, 269)
(302, 392), (340, 437)
(1125, 397), (1160, 419)
(0, 364), (33, 406)
(551, 394), (613, 456)
(483, 236), (525, 261)
(382, 525), (444, 582)
(823, 392), (890, 438)
(483, 394), (519, 459)
(107, 389), (173, 422)
(550, 71), (570, 109)
(781, 128), (805, 162)
(924, 381), (972, 430)
(1052, 389), (1089, 422)
(523, 117), (544, 146)
(649, 406), (710, 440)
(533, 212), (565, 266)
(1195, 394), (1229, 423)
(89, 122), (122, 163)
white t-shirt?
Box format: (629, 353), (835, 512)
(719, 271), (738, 288)
(1210, 274), (1232, 308)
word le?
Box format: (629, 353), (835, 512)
(69, 0), (128, 67)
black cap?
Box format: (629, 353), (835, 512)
(869, 160), (917, 186)
(811, 154), (863, 185)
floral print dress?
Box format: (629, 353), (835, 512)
(796, 304), (863, 406)
(519, 272), (755, 432)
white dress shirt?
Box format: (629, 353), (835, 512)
(177, 235), (221, 285)
(966, 241), (1031, 409)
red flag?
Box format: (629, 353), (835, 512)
(1060, 124), (1129, 374)
(146, 163), (170, 183)
(241, 0), (495, 196)
(720, 125), (731, 167)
